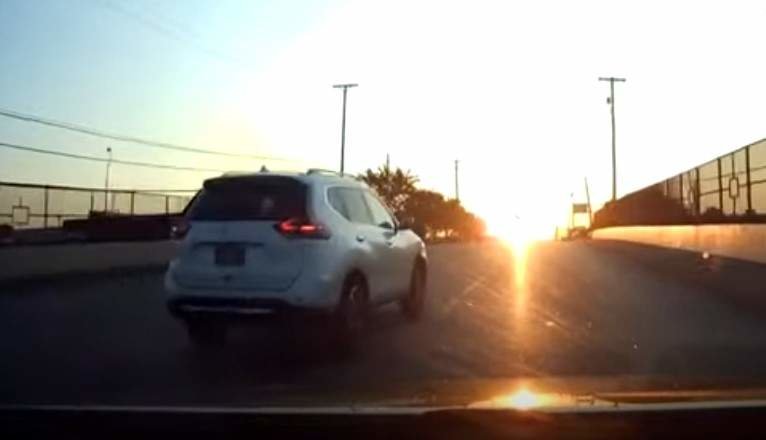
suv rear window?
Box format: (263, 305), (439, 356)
(187, 176), (307, 221)
(328, 187), (373, 224)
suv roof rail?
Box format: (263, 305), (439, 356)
(307, 168), (344, 176)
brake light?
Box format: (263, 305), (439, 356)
(278, 219), (300, 234)
(276, 218), (329, 239)
(170, 218), (191, 240)
(299, 224), (319, 233)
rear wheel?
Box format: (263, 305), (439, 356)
(333, 274), (369, 350)
(400, 263), (426, 321)
(184, 318), (228, 348)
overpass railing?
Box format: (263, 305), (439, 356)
(0, 181), (195, 229)
(594, 138), (766, 228)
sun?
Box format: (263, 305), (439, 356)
(486, 214), (551, 250)
(503, 388), (545, 410)
(476, 191), (566, 247)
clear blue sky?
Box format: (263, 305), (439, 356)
(0, 0), (342, 189)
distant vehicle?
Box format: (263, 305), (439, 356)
(164, 169), (428, 348)
(563, 226), (589, 241)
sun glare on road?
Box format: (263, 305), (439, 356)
(488, 216), (538, 332)
(487, 218), (534, 282)
(509, 238), (530, 325)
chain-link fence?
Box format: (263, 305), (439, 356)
(0, 181), (195, 229)
(594, 138), (766, 228)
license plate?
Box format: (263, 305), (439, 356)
(215, 245), (245, 266)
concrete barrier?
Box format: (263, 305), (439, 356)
(592, 224), (766, 264)
(0, 241), (179, 282)
(4, 226), (764, 283)
(0, 237), (466, 284)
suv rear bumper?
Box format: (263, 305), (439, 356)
(167, 296), (333, 322)
(164, 264), (343, 316)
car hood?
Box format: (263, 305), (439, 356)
(7, 376), (766, 414)
(0, 376), (766, 414)
(371, 376), (766, 413)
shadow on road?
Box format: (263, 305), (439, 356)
(180, 305), (411, 385)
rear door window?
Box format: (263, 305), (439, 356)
(328, 187), (350, 220)
(363, 192), (396, 229)
(328, 187), (373, 224)
(187, 176), (307, 221)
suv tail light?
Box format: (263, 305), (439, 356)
(276, 217), (330, 239)
(170, 218), (191, 240)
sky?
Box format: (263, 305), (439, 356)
(1, 0), (765, 239)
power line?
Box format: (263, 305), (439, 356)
(0, 141), (228, 173)
(0, 107), (304, 163)
(0, 180), (197, 194)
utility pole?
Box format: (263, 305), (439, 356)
(454, 159), (460, 202)
(584, 177), (593, 226)
(598, 76), (626, 201)
(332, 83), (358, 175)
(386, 153), (390, 169)
(104, 147), (112, 212)
(569, 192), (575, 231)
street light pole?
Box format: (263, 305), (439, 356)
(332, 83), (358, 175)
(584, 176), (593, 226)
(598, 76), (626, 201)
(104, 147), (112, 212)
(454, 159), (460, 202)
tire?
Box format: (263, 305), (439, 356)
(184, 318), (228, 348)
(333, 274), (369, 351)
(400, 262), (426, 321)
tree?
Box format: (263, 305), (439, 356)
(454, 211), (487, 241)
(403, 189), (446, 239)
(359, 165), (418, 216)
(359, 163), (486, 242)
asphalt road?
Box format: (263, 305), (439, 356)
(3, 239), (766, 406)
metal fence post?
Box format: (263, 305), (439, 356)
(678, 175), (684, 203)
(43, 186), (49, 228)
(695, 168), (701, 217)
(731, 154), (737, 215)
(130, 191), (135, 215)
(717, 158), (723, 211)
(165, 196), (170, 214)
(90, 192), (94, 213)
(746, 145), (753, 214)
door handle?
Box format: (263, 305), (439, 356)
(356, 234), (366, 242)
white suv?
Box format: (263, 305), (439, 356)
(165, 169), (427, 347)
